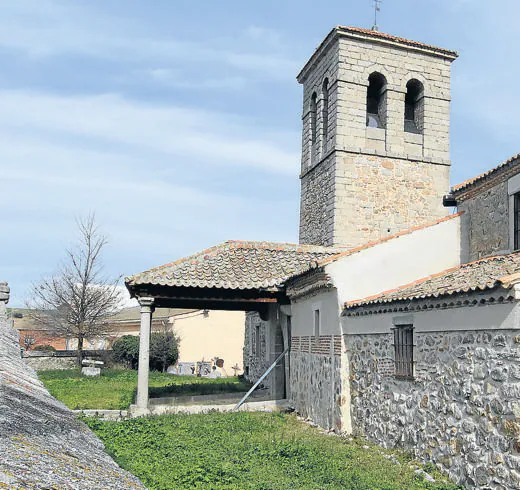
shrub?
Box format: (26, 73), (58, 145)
(111, 329), (180, 372)
(112, 335), (140, 369)
(32, 344), (56, 352)
(150, 327), (179, 372)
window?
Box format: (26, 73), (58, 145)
(393, 325), (414, 378)
(313, 309), (320, 339)
(404, 79), (424, 134)
(310, 92), (318, 147)
(514, 193), (520, 250)
(321, 79), (329, 154)
(366, 72), (387, 128)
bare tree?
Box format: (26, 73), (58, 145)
(27, 214), (122, 364)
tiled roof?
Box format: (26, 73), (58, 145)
(345, 252), (520, 309)
(126, 241), (342, 291)
(338, 26), (458, 58)
(451, 152), (520, 196)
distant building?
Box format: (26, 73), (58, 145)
(12, 307), (244, 373)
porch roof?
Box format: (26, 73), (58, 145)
(125, 240), (341, 310)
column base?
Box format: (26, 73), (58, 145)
(129, 404), (151, 418)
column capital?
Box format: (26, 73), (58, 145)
(138, 297), (155, 309)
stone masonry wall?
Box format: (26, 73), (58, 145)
(290, 335), (349, 432)
(459, 180), (510, 262)
(298, 29), (453, 248)
(346, 328), (520, 489)
(299, 153), (336, 246)
(333, 152), (449, 249)
(243, 311), (271, 393)
(300, 150), (450, 248)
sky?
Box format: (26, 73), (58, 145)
(2, 0), (520, 307)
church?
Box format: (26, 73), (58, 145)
(126, 26), (520, 488)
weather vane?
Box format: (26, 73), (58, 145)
(372, 0), (382, 31)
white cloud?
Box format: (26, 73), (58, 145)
(0, 1), (298, 80)
(0, 90), (299, 175)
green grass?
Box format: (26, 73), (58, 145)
(38, 369), (251, 410)
(85, 411), (460, 490)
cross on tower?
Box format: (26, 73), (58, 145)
(372, 0), (382, 31)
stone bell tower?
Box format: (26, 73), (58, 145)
(297, 26), (458, 248)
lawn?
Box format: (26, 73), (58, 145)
(85, 411), (460, 490)
(38, 369), (251, 410)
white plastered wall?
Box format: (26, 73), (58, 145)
(342, 301), (519, 335)
(291, 289), (342, 336)
(327, 215), (461, 306)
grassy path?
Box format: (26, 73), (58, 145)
(39, 369), (250, 410)
(85, 412), (460, 490)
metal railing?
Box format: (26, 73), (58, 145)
(233, 347), (288, 412)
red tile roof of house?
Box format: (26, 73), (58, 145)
(126, 241), (342, 291)
(345, 252), (520, 310)
(451, 152), (520, 196)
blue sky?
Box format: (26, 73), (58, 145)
(2, 0), (519, 306)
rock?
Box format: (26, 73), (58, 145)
(414, 469), (435, 482)
(491, 368), (507, 382)
(0, 284), (146, 489)
(81, 367), (101, 376)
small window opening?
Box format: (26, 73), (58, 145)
(321, 79), (329, 154)
(404, 79), (424, 134)
(393, 325), (414, 378)
(310, 92), (317, 147)
(514, 193), (520, 250)
(366, 72), (387, 128)
(313, 309), (320, 339)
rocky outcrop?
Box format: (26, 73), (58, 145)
(0, 282), (146, 489)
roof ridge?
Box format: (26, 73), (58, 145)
(318, 212), (463, 268)
(225, 239), (343, 252)
(344, 251), (520, 309)
(452, 152), (520, 194)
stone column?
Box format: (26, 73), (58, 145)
(135, 297), (154, 415)
(0, 282), (9, 316)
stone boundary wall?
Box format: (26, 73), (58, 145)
(24, 355), (77, 370)
(346, 328), (520, 488)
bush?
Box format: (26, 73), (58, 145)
(112, 335), (140, 369)
(32, 344), (56, 352)
(112, 329), (180, 372)
(150, 328), (179, 372)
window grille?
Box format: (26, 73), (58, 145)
(393, 325), (414, 378)
(515, 193), (520, 250)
